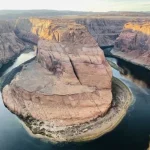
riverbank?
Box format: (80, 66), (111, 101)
(111, 50), (150, 71)
(0, 44), (36, 76)
(101, 46), (150, 71)
(0, 57), (36, 91)
(106, 58), (122, 72)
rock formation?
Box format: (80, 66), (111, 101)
(2, 19), (113, 142)
(0, 21), (25, 68)
(113, 21), (150, 69)
(77, 19), (126, 47)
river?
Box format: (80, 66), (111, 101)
(0, 52), (150, 150)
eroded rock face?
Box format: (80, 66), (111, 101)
(0, 21), (25, 68)
(2, 19), (112, 132)
(77, 19), (126, 47)
(113, 21), (150, 69)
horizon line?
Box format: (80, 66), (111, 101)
(0, 9), (150, 13)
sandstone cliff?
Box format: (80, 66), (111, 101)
(0, 21), (25, 68)
(2, 19), (113, 141)
(113, 21), (150, 69)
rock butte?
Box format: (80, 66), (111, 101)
(113, 21), (150, 69)
(2, 19), (114, 141)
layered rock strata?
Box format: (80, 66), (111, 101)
(113, 21), (150, 69)
(2, 19), (113, 141)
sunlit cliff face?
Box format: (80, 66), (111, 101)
(124, 22), (150, 35)
(29, 18), (89, 43)
(29, 18), (53, 40)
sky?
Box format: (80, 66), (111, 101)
(0, 0), (150, 12)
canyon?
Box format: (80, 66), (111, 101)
(2, 19), (113, 125)
(0, 11), (149, 149)
(2, 18), (113, 141)
(1, 15), (150, 143)
(0, 17), (133, 142)
(0, 17), (126, 68)
(15, 17), (150, 71)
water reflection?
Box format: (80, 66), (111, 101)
(3, 51), (36, 76)
(108, 57), (150, 89)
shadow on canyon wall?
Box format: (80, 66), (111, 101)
(116, 58), (150, 88)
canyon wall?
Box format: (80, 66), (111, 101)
(0, 21), (25, 68)
(15, 18), (126, 47)
(15, 19), (39, 44)
(113, 21), (150, 69)
(76, 19), (126, 47)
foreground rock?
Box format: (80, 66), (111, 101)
(0, 21), (25, 68)
(113, 21), (150, 69)
(2, 19), (114, 142)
